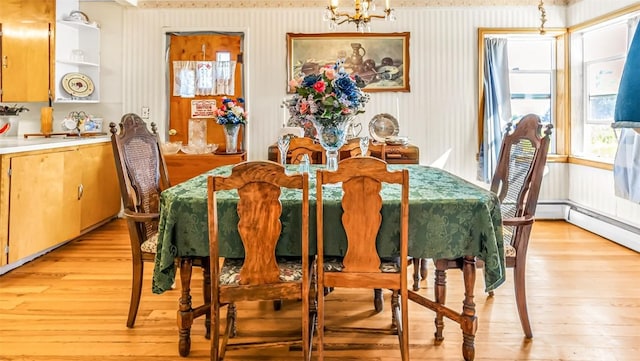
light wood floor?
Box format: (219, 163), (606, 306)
(1, 219), (639, 361)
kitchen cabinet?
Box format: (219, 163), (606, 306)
(79, 143), (120, 229)
(0, 0), (55, 102)
(0, 21), (53, 102)
(0, 141), (120, 267)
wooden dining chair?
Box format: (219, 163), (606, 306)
(433, 113), (552, 340)
(207, 161), (314, 361)
(109, 113), (211, 338)
(287, 136), (326, 164)
(316, 157), (410, 361)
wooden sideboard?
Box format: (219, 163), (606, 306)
(267, 138), (419, 165)
(164, 153), (247, 184)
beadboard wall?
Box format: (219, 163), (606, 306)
(71, 0), (640, 232)
(89, 3), (565, 180)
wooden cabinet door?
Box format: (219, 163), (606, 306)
(79, 143), (121, 230)
(168, 33), (244, 150)
(0, 22), (51, 102)
(8, 149), (81, 263)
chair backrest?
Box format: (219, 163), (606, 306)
(208, 161), (309, 286)
(316, 157), (409, 275)
(341, 137), (387, 160)
(288, 137), (326, 164)
(490, 113), (552, 245)
(110, 113), (170, 241)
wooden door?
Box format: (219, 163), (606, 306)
(168, 33), (244, 151)
(0, 22), (51, 102)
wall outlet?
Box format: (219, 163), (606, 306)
(141, 106), (150, 119)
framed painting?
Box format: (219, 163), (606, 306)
(286, 32), (410, 93)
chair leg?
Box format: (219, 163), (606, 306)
(400, 289), (410, 361)
(203, 261), (212, 340)
(373, 288), (384, 312)
(317, 280), (325, 361)
(126, 259), (144, 328)
(514, 263), (532, 338)
(433, 259), (448, 343)
(211, 299), (221, 361)
(219, 304), (234, 361)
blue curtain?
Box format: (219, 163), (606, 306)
(478, 38), (511, 183)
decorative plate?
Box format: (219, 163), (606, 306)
(368, 113), (399, 143)
(61, 73), (94, 98)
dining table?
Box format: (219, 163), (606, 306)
(152, 163), (505, 361)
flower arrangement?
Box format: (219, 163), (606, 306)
(0, 104), (29, 116)
(214, 97), (247, 125)
(285, 59), (369, 134)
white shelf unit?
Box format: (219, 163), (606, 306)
(54, 20), (101, 103)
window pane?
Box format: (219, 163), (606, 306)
(507, 39), (552, 69)
(583, 124), (618, 159)
(583, 23), (628, 62)
(587, 59), (624, 95)
(509, 73), (551, 94)
(588, 94), (617, 122)
(511, 98), (551, 123)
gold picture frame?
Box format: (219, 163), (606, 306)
(286, 32), (410, 93)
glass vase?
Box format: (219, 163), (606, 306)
(311, 115), (353, 171)
(223, 123), (241, 153)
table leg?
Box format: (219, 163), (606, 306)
(177, 258), (194, 357)
(461, 256), (477, 361)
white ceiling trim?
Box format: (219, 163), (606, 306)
(137, 0), (570, 9)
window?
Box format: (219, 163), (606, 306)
(508, 38), (554, 125)
(571, 14), (639, 162)
(478, 29), (565, 156)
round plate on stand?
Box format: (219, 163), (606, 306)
(61, 73), (95, 98)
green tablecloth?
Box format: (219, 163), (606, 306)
(152, 164), (505, 294)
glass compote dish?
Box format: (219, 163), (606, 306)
(286, 59), (369, 171)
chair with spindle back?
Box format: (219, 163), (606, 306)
(433, 113), (552, 340)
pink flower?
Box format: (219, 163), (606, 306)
(323, 68), (336, 80)
(289, 78), (301, 89)
(313, 81), (326, 93)
(300, 102), (309, 114)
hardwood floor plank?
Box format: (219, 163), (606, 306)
(1, 219), (639, 360)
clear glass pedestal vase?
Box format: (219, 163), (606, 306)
(311, 115), (353, 171)
(223, 123), (241, 153)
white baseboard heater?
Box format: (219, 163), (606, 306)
(537, 201), (640, 253)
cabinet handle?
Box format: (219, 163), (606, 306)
(2, 56), (7, 69)
(78, 184), (84, 200)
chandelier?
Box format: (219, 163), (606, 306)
(323, 0), (396, 32)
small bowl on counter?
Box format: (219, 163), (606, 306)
(161, 141), (182, 155)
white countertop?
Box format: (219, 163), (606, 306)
(0, 135), (110, 155)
